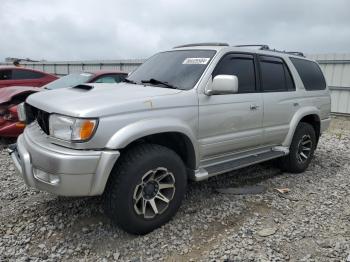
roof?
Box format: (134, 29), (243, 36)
(0, 66), (58, 75)
(171, 43), (313, 61)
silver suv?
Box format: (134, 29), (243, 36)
(10, 43), (331, 234)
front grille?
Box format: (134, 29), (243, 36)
(25, 103), (50, 135)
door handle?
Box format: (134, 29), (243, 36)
(250, 104), (259, 110)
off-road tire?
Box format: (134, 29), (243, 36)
(104, 143), (187, 235)
(278, 122), (316, 173)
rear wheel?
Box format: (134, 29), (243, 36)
(104, 143), (187, 235)
(279, 122), (316, 173)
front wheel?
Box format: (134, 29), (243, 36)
(279, 122), (316, 173)
(104, 143), (187, 235)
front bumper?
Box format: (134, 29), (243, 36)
(10, 128), (120, 196)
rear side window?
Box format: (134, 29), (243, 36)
(12, 69), (45, 80)
(290, 57), (326, 90)
(0, 70), (12, 80)
(259, 56), (295, 92)
(213, 54), (256, 93)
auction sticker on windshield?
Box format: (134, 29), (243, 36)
(183, 58), (210, 65)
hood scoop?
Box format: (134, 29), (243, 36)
(71, 84), (94, 91)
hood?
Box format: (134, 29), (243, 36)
(26, 83), (183, 117)
(0, 86), (41, 104)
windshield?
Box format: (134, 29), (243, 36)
(44, 72), (93, 90)
(128, 50), (216, 90)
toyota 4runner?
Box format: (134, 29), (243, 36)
(10, 43), (331, 234)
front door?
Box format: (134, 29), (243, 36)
(198, 53), (264, 158)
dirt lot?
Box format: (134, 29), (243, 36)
(1, 117), (350, 262)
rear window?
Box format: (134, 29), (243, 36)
(290, 57), (326, 90)
(12, 69), (45, 80)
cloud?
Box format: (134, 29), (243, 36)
(0, 0), (349, 61)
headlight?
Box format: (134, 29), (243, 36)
(17, 102), (26, 122)
(49, 114), (98, 142)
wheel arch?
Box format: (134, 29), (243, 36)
(283, 107), (321, 147)
(299, 114), (321, 144)
(125, 132), (197, 170)
(105, 119), (199, 171)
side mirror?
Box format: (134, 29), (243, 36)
(206, 75), (238, 95)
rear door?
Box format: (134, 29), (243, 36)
(198, 53), (264, 158)
(259, 55), (299, 146)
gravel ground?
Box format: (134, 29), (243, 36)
(1, 117), (350, 262)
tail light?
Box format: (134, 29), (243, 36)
(2, 105), (19, 121)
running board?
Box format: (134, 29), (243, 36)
(193, 147), (288, 181)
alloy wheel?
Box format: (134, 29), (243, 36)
(297, 134), (312, 163)
(133, 167), (176, 219)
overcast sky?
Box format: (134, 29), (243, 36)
(1, 0), (349, 61)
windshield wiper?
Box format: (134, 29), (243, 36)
(123, 78), (137, 84)
(141, 78), (178, 89)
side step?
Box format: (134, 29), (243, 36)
(193, 147), (288, 181)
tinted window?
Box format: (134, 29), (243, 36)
(94, 76), (118, 83)
(213, 54), (256, 93)
(94, 74), (126, 83)
(285, 64), (295, 91)
(128, 50), (216, 90)
(0, 70), (12, 80)
(12, 69), (44, 80)
(260, 61), (285, 92)
(260, 56), (295, 92)
(290, 57), (326, 90)
(114, 74), (126, 82)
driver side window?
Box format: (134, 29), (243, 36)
(213, 54), (256, 93)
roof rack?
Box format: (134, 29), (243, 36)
(285, 51), (305, 57)
(267, 49), (305, 57)
(234, 44), (270, 50)
(173, 42), (229, 48)
(235, 44), (305, 57)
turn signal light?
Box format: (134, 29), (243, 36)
(79, 120), (96, 140)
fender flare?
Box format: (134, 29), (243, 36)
(105, 118), (199, 166)
(282, 106), (321, 147)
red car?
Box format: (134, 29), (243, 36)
(0, 66), (58, 88)
(0, 71), (127, 142)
